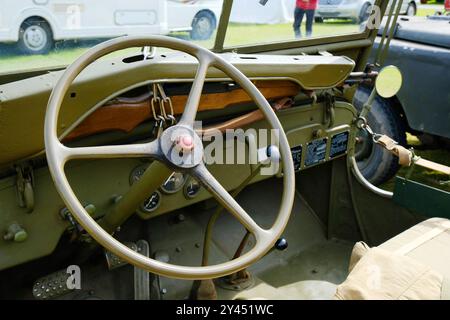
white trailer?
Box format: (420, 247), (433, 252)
(0, 0), (222, 54)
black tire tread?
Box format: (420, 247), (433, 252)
(353, 86), (407, 185)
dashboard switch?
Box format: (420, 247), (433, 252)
(274, 238), (288, 251)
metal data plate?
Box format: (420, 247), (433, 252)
(305, 138), (327, 167)
(330, 131), (349, 159)
(291, 145), (303, 172)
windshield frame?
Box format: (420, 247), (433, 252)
(0, 0), (388, 83)
(213, 0), (388, 54)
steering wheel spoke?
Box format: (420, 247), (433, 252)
(60, 139), (161, 162)
(179, 56), (211, 126)
(192, 163), (266, 238)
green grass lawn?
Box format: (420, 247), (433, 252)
(0, 21), (360, 75)
(224, 21), (359, 47)
(0, 6), (443, 75)
(417, 7), (440, 17)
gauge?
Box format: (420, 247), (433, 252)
(140, 191), (161, 213)
(161, 172), (186, 194)
(184, 177), (201, 199)
(129, 164), (149, 185)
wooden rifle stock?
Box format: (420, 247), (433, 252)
(65, 81), (300, 141)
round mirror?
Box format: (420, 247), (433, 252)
(375, 65), (403, 98)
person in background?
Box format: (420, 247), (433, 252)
(293, 0), (318, 38)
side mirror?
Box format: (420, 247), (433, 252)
(375, 65), (403, 98)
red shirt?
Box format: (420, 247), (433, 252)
(296, 0), (318, 10)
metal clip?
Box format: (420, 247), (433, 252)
(355, 116), (380, 142)
(151, 97), (161, 121)
(15, 164), (34, 213)
(141, 46), (156, 60)
(156, 115), (166, 137)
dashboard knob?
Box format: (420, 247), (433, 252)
(266, 145), (280, 163)
(274, 238), (288, 251)
(3, 223), (28, 243)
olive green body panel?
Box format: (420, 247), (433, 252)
(0, 54), (354, 167)
(393, 177), (450, 219)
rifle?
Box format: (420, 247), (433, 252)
(65, 80), (300, 141)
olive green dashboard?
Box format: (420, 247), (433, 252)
(0, 53), (354, 167)
(0, 99), (356, 271)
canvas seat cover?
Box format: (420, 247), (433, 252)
(336, 218), (450, 300)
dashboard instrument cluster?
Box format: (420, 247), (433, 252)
(129, 164), (202, 214)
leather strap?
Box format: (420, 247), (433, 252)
(415, 158), (450, 176)
(199, 97), (294, 138)
(375, 134), (450, 175)
(376, 135), (412, 166)
(200, 110), (264, 138)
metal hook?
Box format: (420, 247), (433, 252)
(167, 114), (177, 125)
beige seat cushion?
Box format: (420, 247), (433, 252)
(380, 218), (450, 277)
(335, 218), (450, 300)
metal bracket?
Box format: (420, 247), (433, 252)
(323, 92), (336, 128)
(134, 240), (151, 300)
(105, 242), (138, 270)
(104, 240), (152, 300)
(60, 204), (98, 242)
(141, 46), (156, 60)
(15, 164), (35, 213)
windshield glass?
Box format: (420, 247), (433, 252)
(0, 0), (224, 75)
(0, 0), (401, 75)
(225, 0), (380, 47)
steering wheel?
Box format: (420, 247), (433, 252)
(45, 36), (295, 280)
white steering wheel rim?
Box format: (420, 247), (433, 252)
(44, 35), (295, 280)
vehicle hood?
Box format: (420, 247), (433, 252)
(378, 16), (450, 49)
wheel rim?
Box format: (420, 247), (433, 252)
(196, 17), (211, 37)
(23, 25), (47, 51)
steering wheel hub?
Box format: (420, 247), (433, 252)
(160, 125), (203, 169)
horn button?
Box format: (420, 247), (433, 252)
(159, 125), (204, 169)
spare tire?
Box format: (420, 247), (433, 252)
(353, 86), (407, 185)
